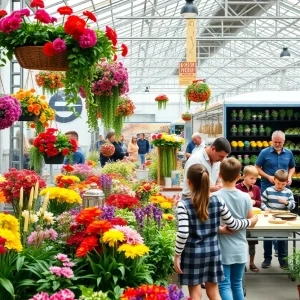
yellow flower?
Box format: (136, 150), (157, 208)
(231, 141), (238, 147)
(160, 202), (172, 209)
(40, 187), (82, 204)
(170, 137), (176, 143)
(150, 195), (165, 204)
(118, 243), (149, 259)
(101, 229), (125, 247)
(162, 213), (175, 221)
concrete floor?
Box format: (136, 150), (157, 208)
(180, 241), (299, 300)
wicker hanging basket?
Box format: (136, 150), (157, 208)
(14, 46), (69, 71)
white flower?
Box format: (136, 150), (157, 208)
(43, 211), (55, 225)
(22, 210), (39, 224)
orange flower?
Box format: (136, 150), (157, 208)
(33, 104), (41, 110)
(43, 122), (49, 127)
(39, 115), (46, 123)
(86, 220), (112, 234)
(27, 105), (34, 112)
(30, 88), (36, 93)
(39, 95), (46, 100)
(0, 190), (6, 203)
(33, 110), (40, 116)
(76, 244), (89, 257)
(42, 102), (48, 109)
(75, 207), (103, 225)
(30, 123), (36, 129)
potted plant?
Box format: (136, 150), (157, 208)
(265, 110), (270, 120)
(244, 155), (250, 165)
(155, 94), (169, 110)
(185, 80), (211, 109)
(272, 110), (279, 120)
(257, 112), (263, 121)
(259, 124), (265, 136)
(237, 125), (244, 136)
(231, 141), (237, 151)
(287, 109), (293, 121)
(238, 109), (244, 120)
(237, 141), (244, 151)
(251, 124), (258, 136)
(265, 127), (272, 136)
(257, 141), (263, 150)
(250, 155), (258, 164)
(231, 125), (237, 136)
(244, 125), (251, 136)
(182, 112), (192, 122)
(0, 95), (22, 130)
(31, 128), (77, 171)
(231, 109), (237, 120)
(286, 251), (300, 297)
(252, 112), (257, 121)
(279, 109), (286, 120)
(35, 71), (66, 95)
(244, 109), (251, 121)
(0, 4), (129, 118)
(250, 141), (257, 151)
(244, 141), (250, 151)
(237, 155), (243, 164)
(295, 112), (300, 121)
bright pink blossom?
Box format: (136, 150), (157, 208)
(52, 38), (66, 52)
(55, 253), (69, 262)
(59, 267), (74, 278)
(49, 266), (62, 277)
(79, 28), (97, 48)
(34, 9), (51, 24)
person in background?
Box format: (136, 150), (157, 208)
(64, 131), (85, 165)
(214, 158), (257, 300)
(260, 169), (295, 269)
(236, 165), (261, 273)
(100, 131), (126, 167)
(185, 132), (206, 159)
(127, 135), (139, 162)
(92, 135), (105, 151)
(15, 130), (33, 169)
(174, 164), (256, 300)
(118, 134), (127, 156)
(182, 137), (231, 198)
(137, 133), (150, 165)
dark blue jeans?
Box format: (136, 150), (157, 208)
(264, 240), (287, 264)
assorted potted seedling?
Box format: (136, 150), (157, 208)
(272, 110), (279, 120)
(252, 112), (257, 121)
(265, 127), (272, 136)
(295, 112), (300, 121)
(257, 112), (263, 121)
(231, 125), (237, 136)
(279, 109), (286, 120)
(265, 110), (270, 120)
(287, 109), (293, 121)
(231, 109), (237, 120)
(238, 109), (244, 120)
(259, 124), (265, 136)
(244, 125), (251, 136)
(245, 109), (252, 121)
(238, 125), (244, 136)
(244, 141), (250, 151)
(251, 124), (258, 136)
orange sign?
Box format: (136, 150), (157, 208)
(179, 62), (196, 86)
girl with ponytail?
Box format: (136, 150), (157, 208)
(174, 164), (257, 300)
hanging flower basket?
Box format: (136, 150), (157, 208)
(0, 95), (22, 130)
(182, 112), (192, 121)
(100, 143), (115, 157)
(35, 71), (66, 95)
(155, 94), (168, 110)
(18, 114), (39, 122)
(81, 60), (129, 131)
(185, 80), (211, 109)
(43, 152), (65, 164)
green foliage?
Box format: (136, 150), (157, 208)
(79, 286), (111, 300)
(114, 209), (137, 228)
(114, 116), (124, 139)
(160, 147), (176, 178)
(87, 151), (100, 164)
(101, 161), (133, 178)
(287, 109), (293, 117)
(148, 157), (158, 180)
(157, 100), (167, 110)
(287, 251), (300, 282)
(29, 146), (43, 172)
(279, 109), (286, 117)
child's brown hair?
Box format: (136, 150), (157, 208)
(274, 169), (288, 182)
(220, 158), (242, 182)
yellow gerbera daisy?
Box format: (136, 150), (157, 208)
(101, 229), (125, 247)
(118, 243), (149, 259)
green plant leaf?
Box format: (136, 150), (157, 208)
(0, 278), (14, 296)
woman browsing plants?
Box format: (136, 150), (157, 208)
(127, 135), (139, 162)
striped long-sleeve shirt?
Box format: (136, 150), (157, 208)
(175, 196), (251, 255)
(261, 186), (295, 211)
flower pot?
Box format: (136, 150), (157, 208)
(272, 116), (278, 120)
(257, 147), (262, 152)
(238, 147), (244, 151)
(252, 117), (257, 121)
(232, 117), (236, 121)
(280, 117), (285, 121)
(136, 169), (149, 181)
(232, 147), (237, 151)
(265, 116), (270, 120)
(251, 146), (256, 151)
(44, 153), (65, 164)
(245, 146), (250, 151)
(258, 116), (262, 121)
(14, 46), (69, 71)
(18, 114), (38, 121)
(259, 132), (265, 136)
(288, 116), (293, 121)
(238, 117), (243, 121)
(165, 177), (172, 188)
(244, 132), (250, 136)
(231, 132), (237, 136)
(251, 132), (257, 136)
(238, 132), (243, 137)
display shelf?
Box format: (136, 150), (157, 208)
(285, 135), (300, 137)
(229, 119), (298, 123)
(231, 150), (261, 153)
(230, 135), (270, 139)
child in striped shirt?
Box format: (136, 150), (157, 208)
(261, 169), (295, 269)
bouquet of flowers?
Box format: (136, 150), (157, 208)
(0, 2), (126, 110)
(0, 168), (46, 217)
(151, 133), (184, 148)
(35, 71), (66, 95)
(12, 89), (55, 133)
(185, 79), (211, 109)
(135, 181), (161, 204)
(111, 180), (135, 197)
(54, 175), (81, 188)
(30, 289), (75, 300)
(105, 194), (141, 210)
(155, 94), (169, 110)
(181, 112), (192, 121)
(40, 186), (82, 215)
(31, 128), (77, 171)
(0, 95), (22, 130)
(100, 143), (115, 157)
(69, 164), (95, 181)
(82, 60), (129, 130)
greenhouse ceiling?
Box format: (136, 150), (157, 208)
(23, 0), (300, 101)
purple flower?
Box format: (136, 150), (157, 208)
(99, 205), (115, 220)
(79, 28), (97, 48)
(100, 174), (112, 199)
(152, 205), (163, 226)
(0, 96), (21, 129)
(142, 204), (153, 220)
(168, 284), (186, 300)
(53, 38), (66, 52)
(134, 208), (145, 229)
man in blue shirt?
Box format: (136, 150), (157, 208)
(64, 131), (86, 165)
(137, 133), (150, 165)
(185, 132), (206, 159)
(255, 130), (295, 193)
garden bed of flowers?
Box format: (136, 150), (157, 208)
(0, 159), (183, 300)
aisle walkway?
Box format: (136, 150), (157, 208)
(181, 241), (298, 300)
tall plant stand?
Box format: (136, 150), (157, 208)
(157, 147), (178, 185)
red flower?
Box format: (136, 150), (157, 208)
(0, 236), (6, 244)
(46, 143), (54, 149)
(39, 145), (45, 152)
(105, 26), (117, 46)
(67, 231), (85, 246)
(0, 245), (6, 254)
(113, 54), (117, 61)
(83, 10), (96, 22)
(43, 42), (56, 57)
(75, 207), (103, 225)
(61, 148), (69, 156)
(30, 0), (44, 8)
(62, 164), (74, 172)
(64, 15), (86, 40)
(105, 194), (141, 210)
(57, 6), (73, 15)
(86, 220), (112, 234)
(121, 44), (128, 57)
(0, 10), (7, 18)
(76, 244), (88, 257)
(110, 217), (127, 226)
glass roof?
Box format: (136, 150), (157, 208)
(32, 0), (300, 102)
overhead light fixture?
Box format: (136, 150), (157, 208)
(145, 87), (150, 92)
(280, 47), (291, 58)
(181, 0), (198, 18)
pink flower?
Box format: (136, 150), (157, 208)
(49, 289), (75, 300)
(20, 8), (30, 17)
(113, 225), (143, 245)
(46, 228), (58, 240)
(49, 266), (62, 277)
(52, 38), (66, 52)
(79, 28), (97, 48)
(157, 133), (162, 139)
(152, 134), (157, 140)
(51, 17), (57, 23)
(55, 253), (69, 262)
(30, 292), (50, 300)
(8, 16), (22, 31)
(34, 9), (51, 24)
(59, 267), (74, 278)
(63, 261), (74, 267)
(27, 231), (38, 245)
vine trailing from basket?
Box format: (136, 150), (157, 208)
(0, 2), (128, 119)
(155, 94), (169, 110)
(185, 79), (211, 109)
(35, 71), (66, 95)
(0, 95), (22, 130)
(182, 112), (192, 121)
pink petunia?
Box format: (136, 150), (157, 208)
(49, 289), (75, 300)
(79, 28), (97, 48)
(51, 17), (57, 23)
(52, 38), (66, 52)
(34, 9), (51, 24)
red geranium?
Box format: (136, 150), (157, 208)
(43, 42), (56, 57)
(61, 148), (69, 156)
(105, 26), (117, 46)
(57, 6), (73, 15)
(113, 54), (117, 61)
(62, 164), (74, 173)
(0, 10), (7, 18)
(121, 44), (128, 57)
(83, 10), (97, 22)
(30, 0), (44, 8)
(64, 15), (86, 40)
(105, 194), (141, 210)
